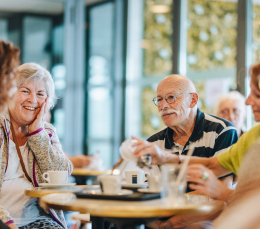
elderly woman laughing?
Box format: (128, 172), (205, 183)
(0, 63), (73, 229)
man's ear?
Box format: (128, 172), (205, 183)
(190, 93), (198, 108)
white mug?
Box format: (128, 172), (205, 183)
(99, 175), (121, 194)
(42, 171), (68, 184)
(148, 175), (162, 192)
(125, 170), (148, 184)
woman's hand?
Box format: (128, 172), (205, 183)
(132, 136), (178, 165)
(187, 164), (233, 201)
(7, 223), (19, 229)
(28, 98), (48, 133)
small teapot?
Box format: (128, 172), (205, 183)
(120, 139), (152, 169)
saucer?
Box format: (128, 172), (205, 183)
(121, 182), (148, 188)
(137, 188), (161, 194)
(39, 183), (76, 189)
(83, 189), (133, 196)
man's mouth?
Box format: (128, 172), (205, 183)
(159, 109), (180, 117)
(163, 112), (175, 117)
(24, 106), (37, 111)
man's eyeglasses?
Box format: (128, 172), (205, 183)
(153, 93), (193, 106)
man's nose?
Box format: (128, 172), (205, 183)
(159, 98), (170, 110)
(229, 111), (235, 122)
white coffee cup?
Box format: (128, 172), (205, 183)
(99, 175), (121, 194)
(120, 139), (138, 162)
(125, 170), (146, 184)
(148, 175), (162, 192)
(42, 171), (68, 184)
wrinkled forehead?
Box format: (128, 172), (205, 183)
(219, 99), (241, 110)
(157, 79), (188, 96)
(19, 78), (47, 91)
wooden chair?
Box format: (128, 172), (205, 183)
(71, 213), (91, 229)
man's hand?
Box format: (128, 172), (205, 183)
(28, 98), (48, 133)
(187, 164), (233, 201)
(132, 136), (178, 165)
(7, 223), (19, 229)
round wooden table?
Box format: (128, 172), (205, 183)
(25, 185), (100, 198)
(40, 193), (224, 229)
(71, 169), (109, 185)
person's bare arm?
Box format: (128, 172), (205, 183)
(7, 223), (18, 229)
(132, 137), (179, 165)
(132, 137), (231, 177)
(181, 156), (231, 178)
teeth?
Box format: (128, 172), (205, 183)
(24, 106), (36, 110)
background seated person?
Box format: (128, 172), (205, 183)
(0, 63), (73, 229)
(214, 91), (246, 137)
(214, 91), (246, 188)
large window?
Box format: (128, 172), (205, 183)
(0, 0), (66, 144)
(126, 0), (173, 139)
(85, 2), (115, 169)
(187, 0), (238, 114)
(126, 0), (242, 140)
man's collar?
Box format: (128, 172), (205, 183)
(188, 108), (204, 141)
(165, 108), (204, 148)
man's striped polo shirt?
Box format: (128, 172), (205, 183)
(147, 109), (239, 158)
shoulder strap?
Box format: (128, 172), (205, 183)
(10, 122), (32, 183)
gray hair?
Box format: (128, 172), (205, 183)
(213, 91), (246, 117)
(17, 63), (55, 109)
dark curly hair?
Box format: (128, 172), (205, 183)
(0, 40), (20, 112)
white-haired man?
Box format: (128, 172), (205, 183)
(134, 75), (238, 168)
(133, 75), (238, 229)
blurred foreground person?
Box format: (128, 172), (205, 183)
(0, 63), (73, 229)
(0, 40), (20, 111)
(0, 40), (20, 229)
(213, 139), (260, 229)
(214, 91), (246, 137)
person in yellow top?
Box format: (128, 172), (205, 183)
(133, 61), (260, 203)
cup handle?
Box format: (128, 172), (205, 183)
(42, 172), (50, 183)
(144, 172), (150, 182)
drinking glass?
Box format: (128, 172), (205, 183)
(161, 164), (187, 206)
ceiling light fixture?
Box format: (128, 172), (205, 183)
(149, 5), (171, 14)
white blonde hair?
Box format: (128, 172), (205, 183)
(213, 91), (246, 118)
(17, 63), (55, 109)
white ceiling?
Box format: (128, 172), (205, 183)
(0, 0), (105, 15)
(0, 0), (260, 15)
